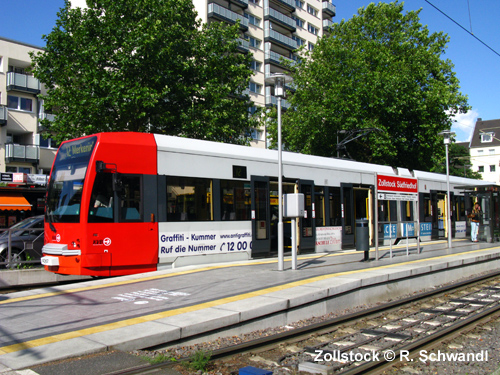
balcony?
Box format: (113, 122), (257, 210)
(5, 144), (39, 164)
(6, 72), (41, 94)
(323, 18), (334, 31)
(208, 3), (249, 31)
(264, 7), (296, 31)
(265, 50), (296, 67)
(0, 106), (7, 126)
(272, 0), (295, 12)
(265, 86), (291, 109)
(237, 38), (250, 53)
(229, 0), (248, 9)
(322, 1), (336, 16)
(264, 29), (297, 50)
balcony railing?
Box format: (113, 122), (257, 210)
(0, 106), (7, 126)
(264, 7), (296, 31)
(265, 86), (291, 109)
(274, 0), (295, 12)
(237, 38), (250, 53)
(5, 144), (39, 163)
(264, 29), (297, 50)
(322, 1), (336, 16)
(6, 72), (41, 94)
(229, 0), (248, 9)
(265, 50), (296, 67)
(208, 3), (249, 30)
(323, 18), (334, 30)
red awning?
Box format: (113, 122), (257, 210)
(0, 194), (32, 211)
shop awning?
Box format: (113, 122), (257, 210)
(0, 194), (32, 211)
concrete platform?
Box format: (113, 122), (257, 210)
(0, 239), (499, 373)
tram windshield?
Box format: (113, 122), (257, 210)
(46, 136), (97, 223)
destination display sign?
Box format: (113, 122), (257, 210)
(377, 174), (418, 194)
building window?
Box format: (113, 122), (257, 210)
(292, 35), (305, 47)
(244, 13), (261, 27)
(249, 81), (262, 94)
(308, 23), (318, 35)
(308, 42), (315, 51)
(490, 149), (495, 155)
(481, 132), (494, 143)
(249, 0), (259, 4)
(295, 0), (304, 9)
(478, 166), (484, 173)
(292, 16), (304, 28)
(250, 128), (261, 140)
(249, 60), (261, 71)
(307, 4), (318, 17)
(248, 106), (258, 115)
(491, 165), (496, 172)
(7, 95), (33, 112)
(248, 36), (261, 49)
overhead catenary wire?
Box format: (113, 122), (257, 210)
(424, 0), (500, 58)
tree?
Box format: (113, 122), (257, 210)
(431, 142), (482, 179)
(268, 1), (469, 171)
(31, 0), (255, 144)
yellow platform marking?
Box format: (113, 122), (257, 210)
(0, 240), (453, 305)
(0, 245), (498, 355)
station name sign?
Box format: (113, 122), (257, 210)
(377, 174), (418, 194)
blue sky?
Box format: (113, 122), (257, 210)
(2, 1), (499, 142)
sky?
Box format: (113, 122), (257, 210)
(2, 0), (499, 142)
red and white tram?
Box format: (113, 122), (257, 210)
(41, 132), (489, 276)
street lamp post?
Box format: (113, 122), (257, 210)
(265, 73), (293, 271)
(439, 130), (455, 249)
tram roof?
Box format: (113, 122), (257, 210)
(153, 134), (493, 189)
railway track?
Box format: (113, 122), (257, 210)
(98, 270), (500, 375)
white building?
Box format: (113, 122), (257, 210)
(0, 37), (57, 176)
(469, 118), (500, 183)
(192, 0), (336, 148)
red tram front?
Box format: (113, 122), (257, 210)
(41, 133), (159, 276)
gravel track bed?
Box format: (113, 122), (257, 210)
(133, 272), (500, 375)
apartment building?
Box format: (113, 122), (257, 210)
(469, 118), (500, 184)
(0, 37), (56, 222)
(193, 0), (336, 148)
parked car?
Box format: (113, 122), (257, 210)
(0, 215), (44, 268)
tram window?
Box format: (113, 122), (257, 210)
(423, 195), (432, 222)
(329, 187), (341, 226)
(88, 173), (114, 223)
(119, 175), (143, 222)
(221, 180), (251, 220)
(314, 187), (325, 227)
(167, 177), (213, 221)
(254, 181), (268, 239)
(302, 185), (313, 237)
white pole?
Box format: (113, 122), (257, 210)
(445, 142), (452, 248)
(291, 217), (297, 270)
(278, 96), (284, 271)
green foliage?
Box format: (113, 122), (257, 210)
(141, 353), (176, 365)
(185, 350), (212, 372)
(431, 142), (482, 179)
(31, 0), (254, 144)
(269, 1), (469, 172)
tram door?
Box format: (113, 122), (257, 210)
(250, 176), (271, 257)
(341, 184), (372, 248)
(476, 192), (493, 242)
(431, 191), (453, 239)
(298, 180), (315, 252)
